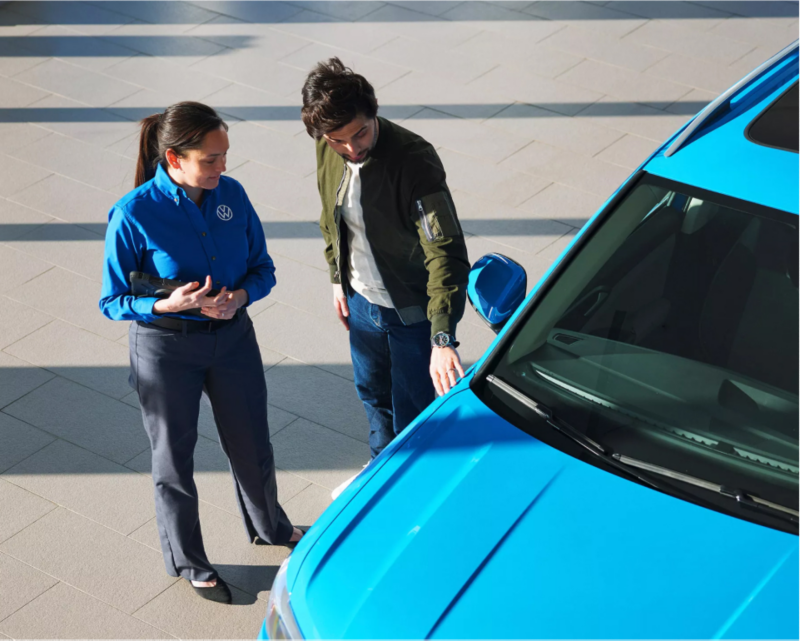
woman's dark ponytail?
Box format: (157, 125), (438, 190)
(133, 102), (228, 188)
(135, 113), (161, 188)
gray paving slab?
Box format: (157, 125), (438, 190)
(2, 376), (149, 464)
(102, 23), (227, 66)
(0, 553), (59, 624)
(0, 153), (52, 198)
(595, 133), (660, 169)
(0, 411), (56, 474)
(0, 478), (56, 544)
(228, 160), (320, 218)
(522, 1), (648, 37)
(360, 4), (483, 49)
(271, 417), (370, 489)
(275, 11), (398, 55)
(0, 581), (173, 640)
(645, 52), (753, 93)
(292, 1), (387, 21)
(3, 438), (155, 535)
(0, 507), (176, 614)
(517, 181), (606, 228)
(459, 34), (584, 79)
(0, 196), (52, 241)
(8, 173), (118, 228)
(7, 266), (128, 341)
(133, 577), (267, 639)
(0, 246), (52, 294)
(269, 254), (341, 320)
(577, 95), (695, 141)
(5, 1), (136, 36)
(96, 0), (224, 26)
(203, 80), (307, 136)
(227, 119), (316, 176)
(0, 350), (54, 410)
(0, 76), (51, 109)
(283, 481), (333, 527)
(198, 47), (309, 97)
(0, 123), (52, 153)
(708, 15), (798, 48)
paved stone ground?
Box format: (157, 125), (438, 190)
(0, 0), (797, 637)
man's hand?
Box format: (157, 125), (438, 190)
(430, 346), (465, 396)
(333, 283), (350, 330)
(200, 289), (247, 319)
(153, 276), (228, 315)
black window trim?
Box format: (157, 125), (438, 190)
(744, 80), (799, 154)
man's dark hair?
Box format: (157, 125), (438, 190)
(301, 57), (378, 139)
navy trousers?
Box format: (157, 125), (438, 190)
(129, 310), (292, 582)
(347, 290), (436, 459)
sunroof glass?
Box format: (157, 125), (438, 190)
(746, 82), (799, 153)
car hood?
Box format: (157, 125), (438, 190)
(289, 389), (798, 639)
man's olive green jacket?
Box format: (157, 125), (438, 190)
(316, 117), (470, 338)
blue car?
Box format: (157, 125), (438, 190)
(261, 42), (799, 639)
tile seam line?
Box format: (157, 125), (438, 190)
(0, 369), (56, 414)
(270, 410), (370, 448)
(0, 316), (59, 356)
(0, 499), (58, 547)
(0, 573), (61, 625)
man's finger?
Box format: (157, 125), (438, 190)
(447, 368), (458, 388)
(432, 373), (444, 396)
(340, 297), (350, 317)
(439, 371), (451, 394)
(454, 358), (466, 379)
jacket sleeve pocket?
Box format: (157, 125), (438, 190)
(415, 191), (462, 241)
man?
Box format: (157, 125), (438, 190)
(301, 58), (470, 494)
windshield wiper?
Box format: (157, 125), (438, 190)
(487, 375), (660, 490)
(613, 453), (799, 523)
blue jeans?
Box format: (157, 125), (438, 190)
(348, 290), (436, 459)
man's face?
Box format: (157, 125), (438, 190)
(322, 115), (378, 164)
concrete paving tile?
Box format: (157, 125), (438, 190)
(0, 123), (52, 153)
(388, 1), (467, 17)
(2, 376), (149, 464)
(0, 553), (59, 622)
(6, 1), (135, 36)
(437, 148), (550, 207)
(605, 0), (731, 23)
(283, 482), (333, 527)
(275, 11), (398, 55)
(7, 267), (128, 341)
(0, 478), (56, 543)
(227, 120), (316, 177)
(126, 433), (310, 518)
(645, 53), (749, 93)
(133, 576), (267, 639)
(359, 4), (482, 49)
(9, 173), (118, 228)
(0, 196), (52, 240)
(104, 86), (230, 123)
(0, 581), (172, 640)
(404, 108), (530, 163)
(101, 23), (226, 67)
(537, 24), (669, 72)
(594, 133), (659, 169)
(268, 255), (337, 320)
(484, 103), (624, 156)
(15, 24), (139, 72)
(264, 358), (368, 441)
(3, 439), (155, 535)
(12, 59), (141, 108)
(0, 76), (51, 109)
(728, 45), (782, 76)
(0, 246), (52, 294)
(0, 411), (56, 474)
(198, 48), (308, 97)
(251, 302), (353, 380)
(522, 1), (647, 38)
(293, 1), (386, 21)
(695, 2), (796, 18)
(709, 16), (799, 49)
(204, 81), (307, 136)
(517, 182), (605, 228)
(501, 141), (631, 198)
(0, 508), (176, 614)
(0, 297), (52, 350)
(104, 53), (232, 99)
(5, 220), (105, 283)
(262, 212), (329, 271)
(196, 0), (304, 24)
(246, 291), (278, 320)
(4, 320), (131, 399)
(271, 418), (369, 490)
(455, 32), (582, 79)
(440, 2), (563, 41)
(9, 133), (135, 194)
(0, 351), (54, 410)
(0, 36), (47, 78)
(227, 161), (321, 218)
(0, 153), (52, 198)
(577, 95), (693, 141)
(471, 64), (607, 116)
(370, 35), (496, 85)
(0, 6), (47, 37)
(623, 20), (755, 66)
(280, 42), (410, 91)
(96, 0), (223, 26)
(559, 59), (692, 108)
(185, 14), (308, 53)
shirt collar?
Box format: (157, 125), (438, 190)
(154, 163), (185, 202)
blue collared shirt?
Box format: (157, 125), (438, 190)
(100, 164), (275, 323)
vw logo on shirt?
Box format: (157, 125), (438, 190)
(217, 204), (233, 221)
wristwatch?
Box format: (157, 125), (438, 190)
(431, 332), (460, 348)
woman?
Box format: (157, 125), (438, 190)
(100, 102), (303, 604)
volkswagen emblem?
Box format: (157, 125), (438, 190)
(217, 204), (233, 221)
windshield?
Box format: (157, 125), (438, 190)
(486, 174), (798, 531)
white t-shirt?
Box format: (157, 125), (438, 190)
(341, 162), (394, 308)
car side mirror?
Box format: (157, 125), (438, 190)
(467, 253), (527, 333)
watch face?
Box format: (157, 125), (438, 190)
(434, 333), (450, 347)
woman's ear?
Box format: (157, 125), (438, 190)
(164, 148), (181, 170)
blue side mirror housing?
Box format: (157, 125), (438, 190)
(467, 253), (527, 333)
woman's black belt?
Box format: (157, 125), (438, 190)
(139, 309), (243, 333)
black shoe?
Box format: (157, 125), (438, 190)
(285, 526), (309, 550)
(191, 577), (232, 604)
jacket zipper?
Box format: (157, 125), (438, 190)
(332, 163), (350, 282)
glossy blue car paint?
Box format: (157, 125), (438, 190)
(273, 46), (799, 639)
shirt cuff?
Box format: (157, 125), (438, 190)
(430, 313), (455, 339)
(133, 296), (159, 322)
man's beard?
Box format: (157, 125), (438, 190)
(338, 121), (378, 163)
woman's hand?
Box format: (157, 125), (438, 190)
(153, 276), (228, 315)
(201, 288), (248, 319)
(430, 346), (465, 396)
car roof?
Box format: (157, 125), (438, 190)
(644, 44), (799, 216)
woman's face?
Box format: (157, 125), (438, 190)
(167, 126), (229, 190)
